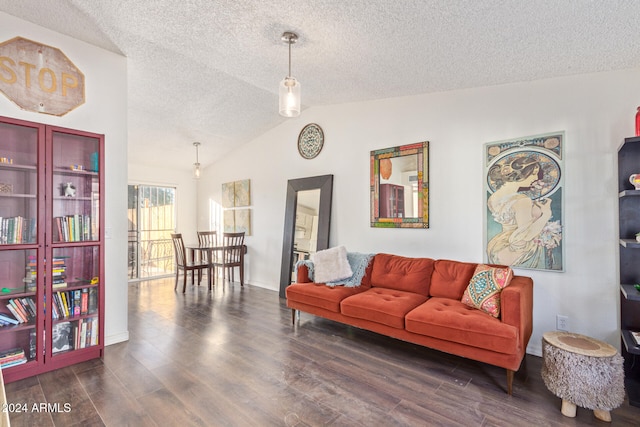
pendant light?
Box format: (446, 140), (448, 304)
(279, 31), (301, 117)
(193, 142), (201, 179)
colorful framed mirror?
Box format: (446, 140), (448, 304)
(370, 141), (429, 228)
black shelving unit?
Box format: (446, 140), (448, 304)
(618, 136), (640, 407)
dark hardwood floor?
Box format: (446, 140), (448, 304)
(5, 276), (640, 426)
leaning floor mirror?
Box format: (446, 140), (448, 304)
(279, 175), (333, 298)
(370, 141), (429, 228)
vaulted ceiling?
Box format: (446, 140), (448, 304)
(2, 1), (640, 171)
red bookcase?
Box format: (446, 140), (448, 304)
(0, 115), (104, 382)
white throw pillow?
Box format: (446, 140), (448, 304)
(311, 246), (353, 283)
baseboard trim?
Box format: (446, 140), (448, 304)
(105, 331), (129, 346)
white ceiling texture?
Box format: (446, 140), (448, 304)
(1, 1), (640, 171)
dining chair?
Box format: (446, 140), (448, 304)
(216, 232), (245, 286)
(196, 231), (217, 263)
(170, 233), (209, 293)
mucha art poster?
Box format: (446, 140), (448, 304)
(484, 132), (564, 271)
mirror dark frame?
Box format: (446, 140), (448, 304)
(279, 174), (333, 298)
(370, 141), (429, 228)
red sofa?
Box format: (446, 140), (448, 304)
(286, 253), (533, 394)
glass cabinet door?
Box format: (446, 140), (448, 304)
(0, 121), (40, 245)
(49, 246), (100, 356)
(48, 128), (102, 360)
(50, 130), (100, 243)
(0, 119), (42, 373)
(0, 248), (39, 368)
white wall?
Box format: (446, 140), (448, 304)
(127, 164), (198, 241)
(0, 13), (129, 345)
(198, 68), (640, 356)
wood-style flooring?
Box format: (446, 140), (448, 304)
(5, 276), (640, 426)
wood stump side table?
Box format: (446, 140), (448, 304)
(541, 331), (625, 423)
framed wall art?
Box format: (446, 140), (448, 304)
(484, 132), (564, 271)
(221, 179), (252, 235)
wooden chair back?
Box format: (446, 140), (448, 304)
(170, 233), (187, 267)
(197, 231), (217, 247)
(222, 232), (245, 264)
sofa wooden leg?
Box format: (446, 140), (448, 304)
(291, 309), (296, 325)
(506, 369), (514, 395)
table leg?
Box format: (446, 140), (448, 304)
(561, 400), (576, 417)
(593, 409), (611, 422)
(240, 250), (244, 286)
(208, 249), (214, 290)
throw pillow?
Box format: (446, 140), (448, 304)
(461, 264), (514, 317)
(311, 246), (353, 283)
(326, 252), (375, 287)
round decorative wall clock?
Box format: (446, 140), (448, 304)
(297, 123), (324, 159)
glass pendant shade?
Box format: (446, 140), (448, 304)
(279, 76), (301, 117)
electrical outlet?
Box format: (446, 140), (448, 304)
(557, 314), (569, 331)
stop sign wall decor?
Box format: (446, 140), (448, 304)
(0, 37), (85, 116)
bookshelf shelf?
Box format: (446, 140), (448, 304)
(0, 115), (104, 383)
(619, 189), (640, 198)
(53, 168), (99, 177)
(0, 323), (35, 335)
(0, 163), (37, 172)
(620, 239), (640, 248)
(621, 284), (640, 302)
(0, 193), (36, 198)
(53, 196), (93, 201)
(622, 329), (640, 354)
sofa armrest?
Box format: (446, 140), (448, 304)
(296, 264), (312, 283)
(500, 275), (533, 351)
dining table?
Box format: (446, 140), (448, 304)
(184, 243), (247, 289)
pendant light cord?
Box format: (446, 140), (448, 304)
(288, 37), (292, 78)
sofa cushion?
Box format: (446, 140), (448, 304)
(405, 297), (518, 354)
(311, 246), (353, 283)
(430, 259), (478, 299)
(461, 264), (514, 317)
(286, 283), (366, 312)
(370, 253), (435, 295)
(340, 288), (428, 329)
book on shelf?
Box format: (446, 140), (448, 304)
(73, 290), (81, 317)
(80, 288), (88, 315)
(53, 214), (93, 242)
(53, 288), (94, 319)
(0, 347), (27, 369)
(6, 298), (35, 323)
(0, 216), (36, 244)
(73, 317), (98, 349)
(18, 298), (36, 321)
(60, 291), (70, 318)
(19, 300), (31, 320)
(29, 329), (36, 360)
(12, 299), (29, 321)
(52, 321), (73, 354)
(0, 312), (19, 325)
(53, 293), (63, 319)
(88, 287), (98, 313)
(5, 305), (21, 323)
(51, 317), (98, 354)
(24, 255), (68, 290)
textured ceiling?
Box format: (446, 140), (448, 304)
(2, 1), (640, 171)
